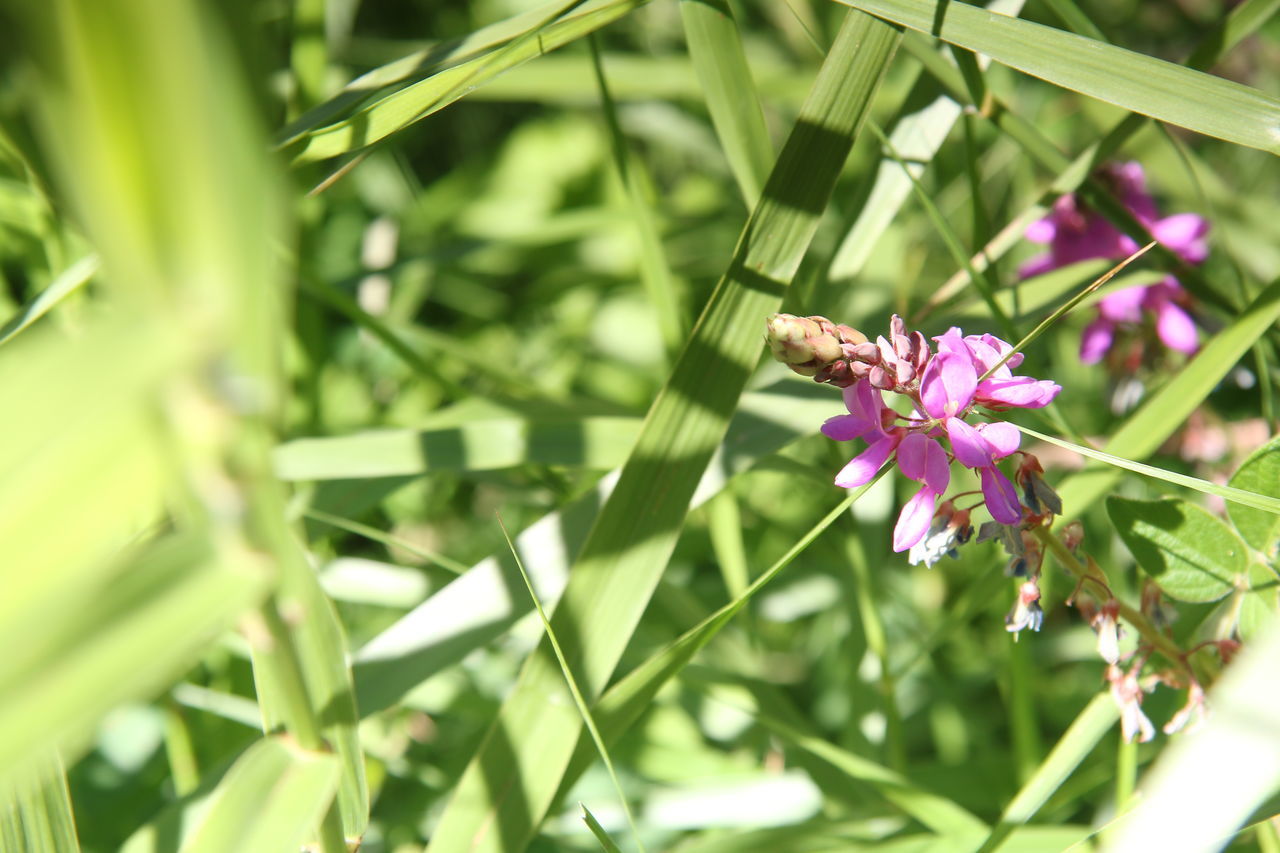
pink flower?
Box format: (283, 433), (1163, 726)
(1018, 162), (1208, 363)
(822, 318), (1061, 553)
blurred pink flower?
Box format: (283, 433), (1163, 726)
(1019, 162), (1208, 364)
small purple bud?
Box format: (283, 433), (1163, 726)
(869, 366), (894, 390)
(851, 342), (881, 364)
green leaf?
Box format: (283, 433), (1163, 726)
(122, 737), (339, 853)
(680, 0), (774, 206)
(1228, 435), (1280, 557)
(424, 14), (901, 851)
(0, 253), (98, 348)
(840, 0), (1280, 153)
(1240, 562), (1280, 642)
(274, 414), (643, 480)
(0, 753), (80, 853)
(581, 805), (624, 853)
(289, 0), (649, 163)
(1107, 497), (1246, 603)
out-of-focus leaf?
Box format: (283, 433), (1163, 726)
(1227, 436), (1280, 557)
(1239, 562), (1280, 642)
(0, 753), (80, 853)
(1107, 497), (1245, 603)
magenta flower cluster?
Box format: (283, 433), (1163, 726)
(1019, 162), (1209, 364)
(822, 321), (1060, 553)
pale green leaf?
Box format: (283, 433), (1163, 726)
(1107, 497), (1246, 603)
(1227, 435), (1280, 557)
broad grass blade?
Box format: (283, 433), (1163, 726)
(839, 0), (1280, 153)
(0, 753), (80, 853)
(425, 14), (902, 851)
(130, 737), (338, 853)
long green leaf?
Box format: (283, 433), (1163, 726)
(425, 14), (902, 851)
(0, 254), (97, 347)
(289, 0), (649, 163)
(839, 0), (1280, 153)
(1054, 276), (1280, 523)
(680, 0), (774, 206)
(0, 753), (80, 853)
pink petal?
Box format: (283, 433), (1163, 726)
(1079, 318), (1114, 364)
(977, 377), (1061, 409)
(923, 437), (951, 494)
(1152, 213), (1209, 264)
(920, 352), (977, 420)
(896, 434), (952, 495)
(822, 413), (873, 441)
(893, 486), (937, 552)
(1024, 218), (1056, 243)
(946, 417), (991, 469)
(975, 422), (1021, 458)
(1155, 301), (1198, 354)
(1098, 286), (1146, 323)
(980, 467), (1022, 524)
(834, 436), (897, 488)
(896, 433), (929, 481)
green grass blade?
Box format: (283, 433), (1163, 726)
(976, 693), (1118, 853)
(273, 414), (644, 479)
(680, 0), (774, 206)
(830, 0), (1025, 282)
(1054, 277), (1280, 523)
(1019, 426), (1280, 515)
(289, 0), (648, 163)
(589, 35), (685, 357)
(172, 737), (338, 853)
(740, 703), (988, 841)
(500, 518), (645, 852)
(581, 805), (625, 853)
(840, 0), (1280, 153)
(351, 380), (848, 716)
(0, 535), (266, 792)
(0, 254), (97, 347)
(424, 14), (901, 851)
(0, 753), (80, 853)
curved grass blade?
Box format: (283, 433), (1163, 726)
(0, 753), (80, 853)
(425, 15), (902, 851)
(839, 0), (1280, 153)
(289, 0), (648, 164)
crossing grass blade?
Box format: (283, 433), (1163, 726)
(839, 0), (1280, 154)
(975, 693), (1119, 853)
(288, 0), (650, 164)
(1054, 277), (1280, 524)
(680, 0), (774, 206)
(424, 14), (901, 851)
(0, 754), (80, 853)
(0, 254), (98, 347)
(351, 379), (845, 716)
